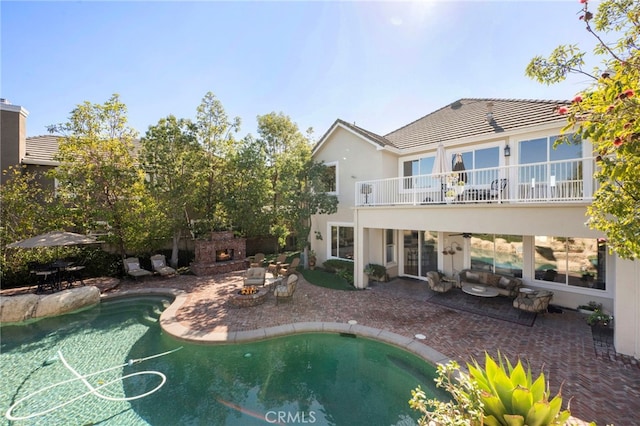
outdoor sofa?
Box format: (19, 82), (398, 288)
(458, 269), (522, 297)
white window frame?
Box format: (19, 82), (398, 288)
(327, 222), (354, 261)
(324, 161), (338, 195)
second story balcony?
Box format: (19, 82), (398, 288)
(355, 158), (597, 207)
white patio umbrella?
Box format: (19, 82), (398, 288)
(432, 143), (450, 200)
(6, 231), (100, 249)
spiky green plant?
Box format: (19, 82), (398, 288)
(467, 352), (571, 426)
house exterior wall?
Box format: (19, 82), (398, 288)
(311, 116), (639, 359)
(311, 126), (397, 265)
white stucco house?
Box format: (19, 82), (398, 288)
(310, 98), (639, 359)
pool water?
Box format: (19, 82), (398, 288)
(1, 296), (445, 425)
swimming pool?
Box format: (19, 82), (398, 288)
(1, 296), (445, 425)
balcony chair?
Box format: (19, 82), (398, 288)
(274, 273), (298, 304)
(150, 254), (177, 276)
(512, 289), (554, 313)
(467, 178), (507, 202)
(426, 271), (454, 293)
(243, 267), (266, 287)
(123, 257), (153, 279)
(278, 257), (300, 276)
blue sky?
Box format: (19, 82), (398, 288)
(1, 1), (600, 141)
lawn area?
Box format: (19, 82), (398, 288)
(299, 268), (357, 291)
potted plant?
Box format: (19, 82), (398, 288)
(444, 189), (457, 204)
(587, 309), (613, 327)
(577, 301), (601, 315)
(455, 180), (465, 195)
(308, 250), (317, 270)
(364, 263), (387, 282)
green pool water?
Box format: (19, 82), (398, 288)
(1, 296), (445, 425)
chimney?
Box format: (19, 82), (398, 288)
(1, 101), (30, 184)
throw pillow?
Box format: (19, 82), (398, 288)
(128, 262), (140, 271)
(499, 276), (514, 289)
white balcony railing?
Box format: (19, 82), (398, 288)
(355, 158), (597, 207)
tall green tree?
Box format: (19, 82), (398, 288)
(224, 135), (272, 237)
(256, 113), (338, 254)
(526, 0), (639, 259)
(140, 115), (202, 266)
(49, 94), (161, 258)
(195, 92), (241, 233)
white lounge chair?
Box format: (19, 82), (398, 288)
(123, 257), (153, 279)
(150, 254), (177, 276)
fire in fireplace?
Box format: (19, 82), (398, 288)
(216, 249), (234, 262)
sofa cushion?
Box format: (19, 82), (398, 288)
(486, 274), (502, 287)
(465, 272), (480, 282)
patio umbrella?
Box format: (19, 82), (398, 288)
(432, 143), (450, 200)
(7, 231), (100, 249)
(453, 153), (467, 183)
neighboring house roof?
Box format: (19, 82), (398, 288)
(24, 135), (60, 166)
(23, 135), (143, 166)
(384, 98), (570, 151)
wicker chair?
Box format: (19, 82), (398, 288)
(278, 257), (300, 276)
(243, 267), (266, 287)
(426, 271), (453, 293)
(274, 274), (298, 304)
(249, 253), (265, 267)
(513, 290), (554, 313)
(267, 253), (287, 276)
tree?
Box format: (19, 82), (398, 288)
(49, 94), (161, 258)
(256, 113), (338, 255)
(526, 0), (640, 259)
(194, 92), (241, 234)
(224, 135), (272, 237)
(140, 115), (202, 267)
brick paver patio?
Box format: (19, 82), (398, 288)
(5, 271), (639, 425)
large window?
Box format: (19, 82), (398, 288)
(519, 134), (582, 182)
(534, 236), (606, 289)
(453, 147), (500, 185)
(470, 234), (523, 277)
(402, 156), (435, 189)
(322, 162), (337, 193)
(330, 225), (353, 260)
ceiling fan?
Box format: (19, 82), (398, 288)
(449, 232), (472, 238)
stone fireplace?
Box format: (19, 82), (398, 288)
(190, 231), (247, 276)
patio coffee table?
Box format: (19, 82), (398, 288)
(462, 284), (499, 298)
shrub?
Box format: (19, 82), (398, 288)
(322, 259), (354, 273)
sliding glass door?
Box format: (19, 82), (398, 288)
(403, 230), (438, 278)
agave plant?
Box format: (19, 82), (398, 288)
(467, 352), (571, 426)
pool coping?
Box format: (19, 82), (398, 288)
(101, 288), (452, 367)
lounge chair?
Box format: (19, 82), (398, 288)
(123, 257), (153, 279)
(426, 271), (453, 293)
(274, 274), (298, 304)
(244, 267), (266, 287)
(150, 254), (176, 276)
(278, 257), (300, 276)
(267, 253), (287, 276)
(249, 253), (265, 267)
(513, 289), (554, 313)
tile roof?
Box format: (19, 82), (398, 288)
(24, 135), (60, 165)
(24, 135), (142, 165)
(384, 98), (570, 150)
(334, 119), (394, 148)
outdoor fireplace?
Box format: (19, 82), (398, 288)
(216, 249), (234, 262)
(190, 231), (247, 276)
